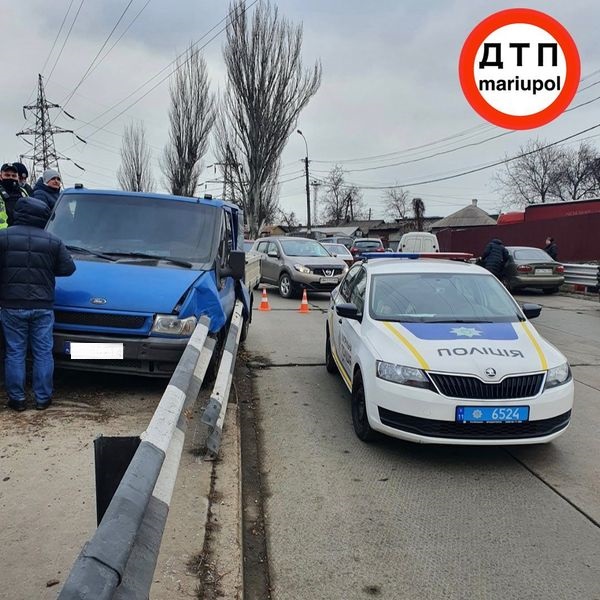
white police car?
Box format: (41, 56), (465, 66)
(325, 254), (574, 445)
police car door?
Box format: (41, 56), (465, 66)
(335, 265), (367, 381)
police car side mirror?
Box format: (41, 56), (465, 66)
(336, 302), (362, 322)
(521, 303), (542, 320)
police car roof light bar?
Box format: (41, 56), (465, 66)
(362, 252), (473, 261)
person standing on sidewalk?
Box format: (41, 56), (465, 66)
(0, 197), (75, 411)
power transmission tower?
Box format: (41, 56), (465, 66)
(16, 74), (84, 181)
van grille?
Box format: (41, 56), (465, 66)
(428, 373), (544, 399)
(54, 311), (148, 330)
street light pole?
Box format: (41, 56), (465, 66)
(297, 129), (311, 233)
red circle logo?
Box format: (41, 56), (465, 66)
(459, 9), (580, 129)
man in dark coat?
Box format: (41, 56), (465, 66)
(32, 168), (62, 213)
(544, 236), (558, 261)
(0, 197), (76, 411)
(481, 238), (509, 279)
(12, 162), (34, 196)
(0, 163), (28, 225)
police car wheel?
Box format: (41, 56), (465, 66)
(351, 373), (379, 442)
(325, 329), (337, 374)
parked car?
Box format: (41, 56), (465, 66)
(320, 235), (355, 249)
(350, 238), (385, 259)
(46, 188), (250, 377)
(503, 246), (565, 294)
(252, 236), (348, 298)
(396, 232), (439, 253)
(322, 242), (354, 267)
(325, 255), (573, 445)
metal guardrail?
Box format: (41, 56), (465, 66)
(562, 263), (600, 288)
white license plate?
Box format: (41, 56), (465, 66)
(320, 277), (338, 284)
(67, 342), (124, 360)
(536, 268), (553, 275)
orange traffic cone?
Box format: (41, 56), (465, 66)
(298, 289), (310, 313)
(259, 288), (271, 311)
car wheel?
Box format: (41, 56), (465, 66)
(543, 287), (559, 295)
(279, 272), (295, 299)
(351, 373), (379, 442)
(325, 328), (337, 374)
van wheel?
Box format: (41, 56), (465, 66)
(351, 373), (379, 442)
(279, 273), (295, 299)
(240, 296), (252, 343)
(205, 329), (226, 384)
(325, 329), (337, 374)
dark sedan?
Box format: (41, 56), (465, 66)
(503, 246), (565, 294)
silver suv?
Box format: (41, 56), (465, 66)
(253, 236), (348, 298)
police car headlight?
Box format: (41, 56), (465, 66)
(152, 315), (197, 336)
(544, 362), (571, 390)
(376, 361), (431, 389)
(294, 263), (311, 274)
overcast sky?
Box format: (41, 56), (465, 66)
(2, 0), (599, 222)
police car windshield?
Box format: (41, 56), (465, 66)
(280, 240), (330, 257)
(47, 193), (220, 265)
(369, 272), (521, 323)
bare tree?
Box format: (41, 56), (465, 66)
(163, 45), (215, 197)
(320, 166), (347, 224)
(277, 207), (299, 228)
(216, 0), (322, 238)
(552, 142), (599, 201)
(412, 197), (425, 231)
(495, 139), (562, 207)
(383, 187), (410, 221)
(117, 121), (154, 192)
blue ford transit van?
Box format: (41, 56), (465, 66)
(46, 188), (250, 377)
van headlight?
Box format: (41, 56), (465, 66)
(294, 263), (311, 274)
(544, 363), (571, 389)
(152, 315), (197, 336)
(376, 361), (432, 390)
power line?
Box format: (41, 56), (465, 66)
(40, 0), (77, 76)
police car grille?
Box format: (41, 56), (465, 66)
(54, 311), (147, 329)
(428, 373), (544, 399)
(378, 408), (571, 440)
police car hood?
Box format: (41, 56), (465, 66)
(55, 260), (204, 313)
(370, 319), (564, 377)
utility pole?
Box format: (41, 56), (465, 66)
(310, 179), (321, 226)
(297, 130), (311, 233)
(16, 74), (84, 181)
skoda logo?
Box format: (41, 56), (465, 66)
(484, 368), (497, 378)
(90, 297), (107, 305)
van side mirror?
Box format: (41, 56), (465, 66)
(227, 250), (245, 281)
(521, 303), (542, 319)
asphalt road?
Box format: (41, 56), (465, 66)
(246, 288), (600, 600)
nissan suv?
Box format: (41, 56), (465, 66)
(253, 237), (348, 298)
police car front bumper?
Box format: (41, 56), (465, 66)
(364, 375), (574, 445)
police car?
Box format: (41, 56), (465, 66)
(325, 254), (574, 445)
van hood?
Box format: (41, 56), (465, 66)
(368, 319), (565, 379)
(55, 260), (203, 313)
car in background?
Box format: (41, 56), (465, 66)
(396, 232), (439, 253)
(350, 238), (385, 260)
(321, 235), (355, 249)
(503, 246), (565, 294)
(322, 242), (354, 267)
(252, 236), (348, 298)
(325, 255), (573, 445)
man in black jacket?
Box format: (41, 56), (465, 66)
(544, 236), (558, 261)
(0, 163), (28, 225)
(32, 168), (61, 213)
(481, 238), (509, 279)
(12, 162), (34, 196)
(0, 197), (75, 411)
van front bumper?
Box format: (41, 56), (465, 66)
(53, 331), (189, 377)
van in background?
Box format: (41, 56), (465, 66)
(396, 232), (439, 253)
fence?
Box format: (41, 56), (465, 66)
(562, 263), (600, 291)
(58, 294), (248, 599)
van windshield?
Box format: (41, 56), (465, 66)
(47, 193), (220, 266)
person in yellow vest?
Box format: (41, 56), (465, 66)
(0, 163), (28, 226)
